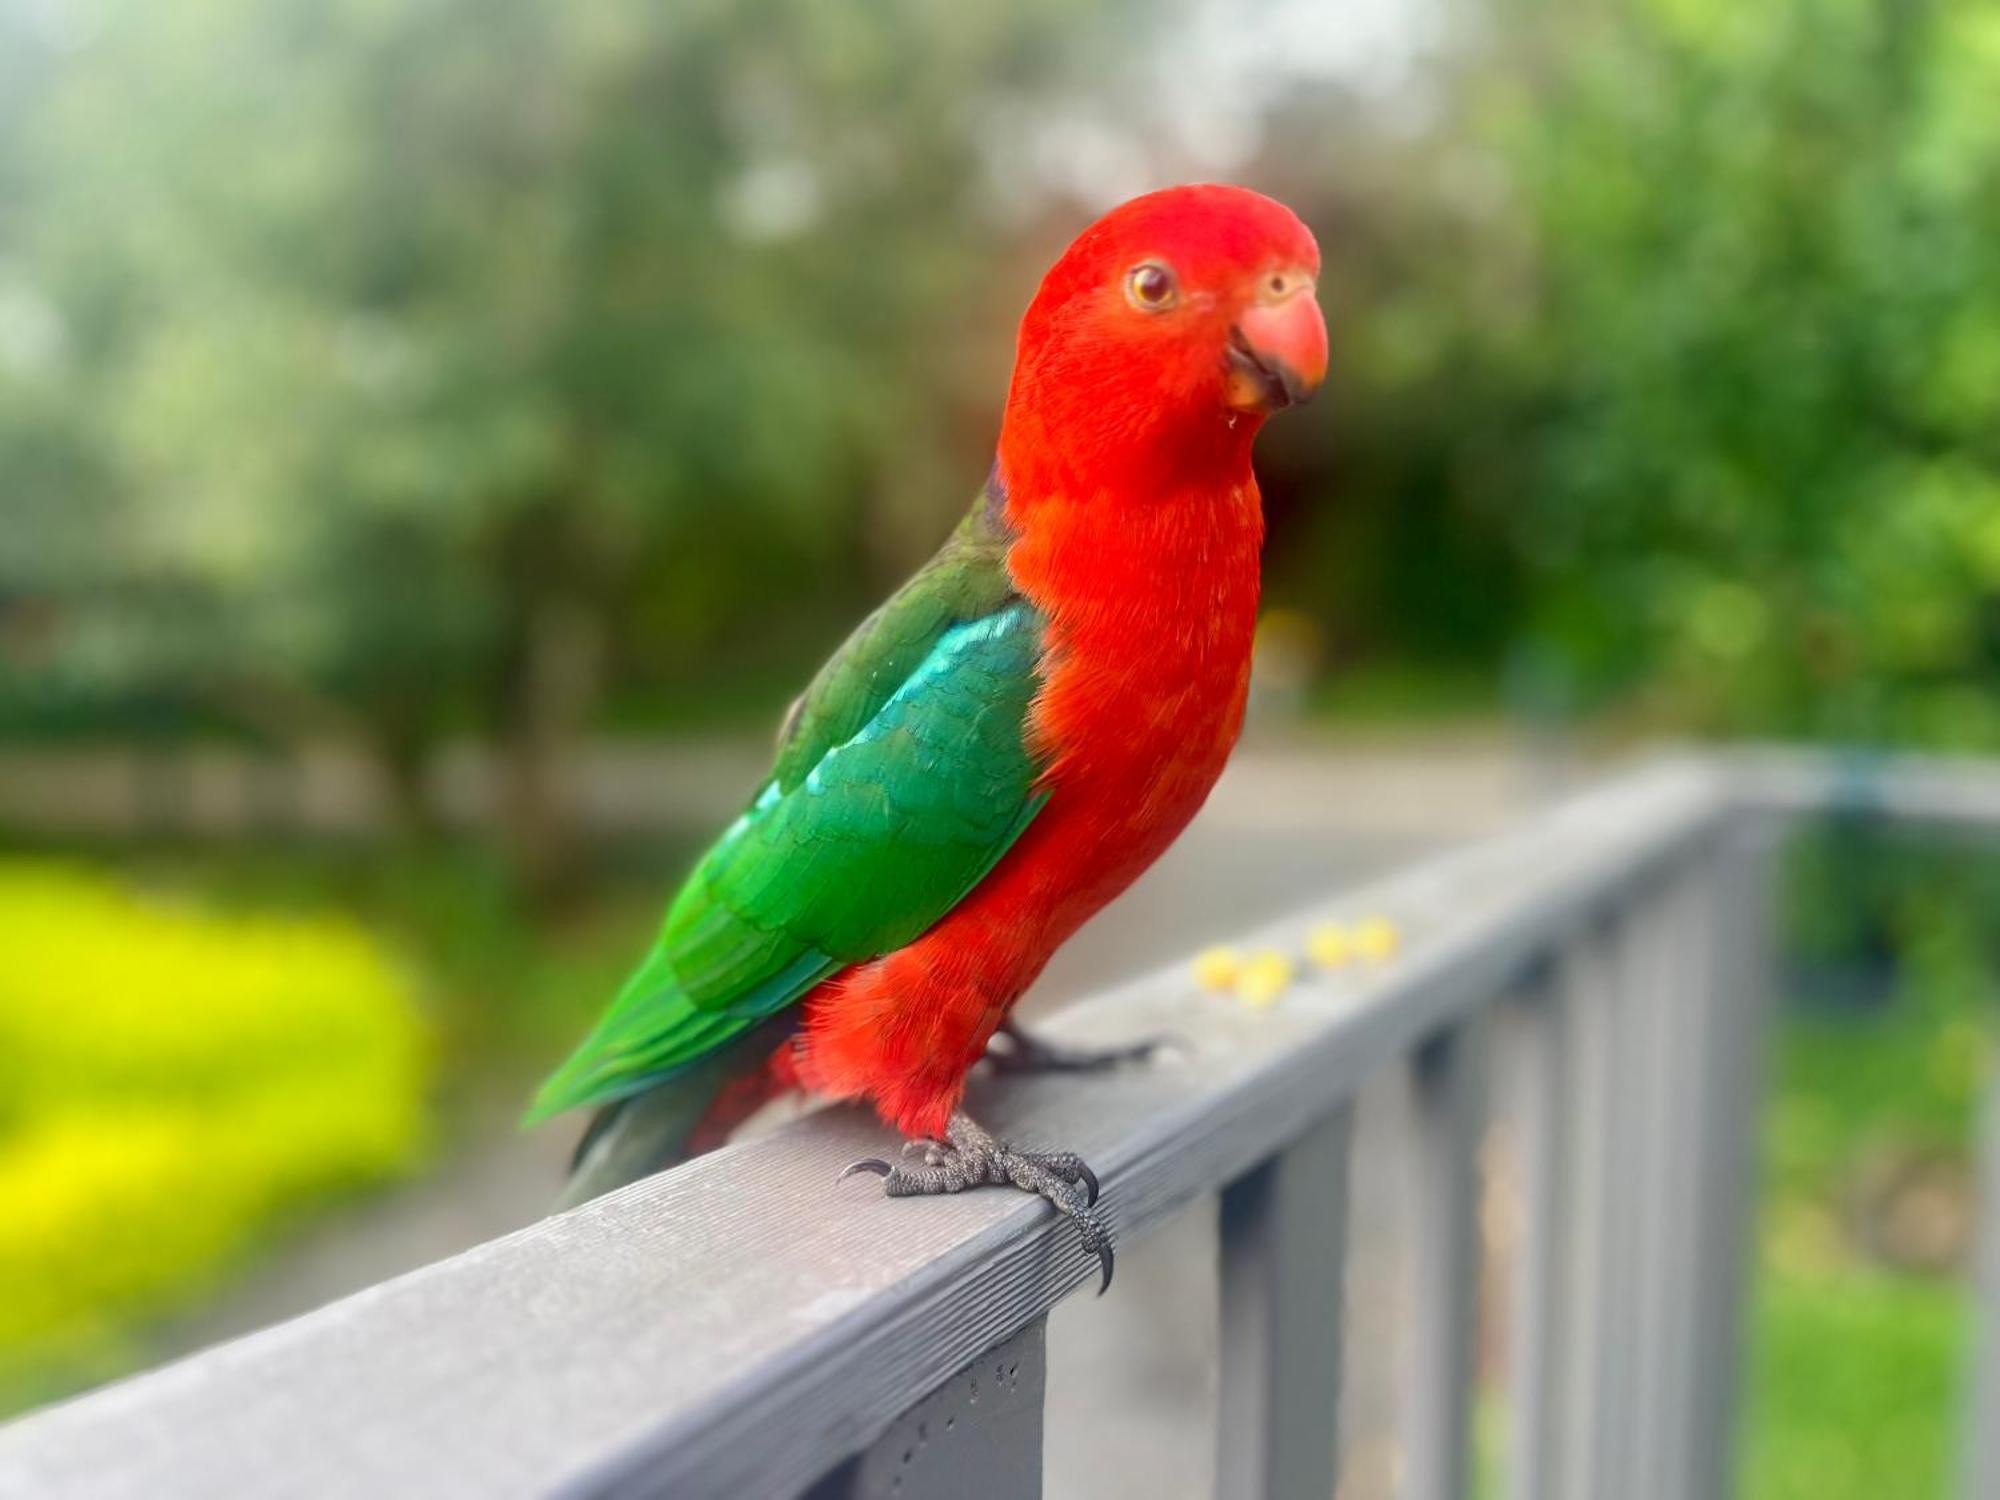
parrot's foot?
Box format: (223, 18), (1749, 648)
(839, 1111), (1115, 1293)
(984, 1019), (1177, 1075)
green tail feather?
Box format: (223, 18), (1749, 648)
(553, 1079), (713, 1211)
(551, 1016), (795, 1210)
(524, 940), (833, 1125)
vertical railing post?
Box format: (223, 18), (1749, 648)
(1215, 1105), (1355, 1500)
(1587, 905), (1651, 1497)
(1623, 884), (1680, 1500)
(1962, 1066), (2000, 1499)
(1650, 871), (1719, 1500)
(1403, 1015), (1490, 1500)
(810, 1318), (1049, 1500)
(1549, 880), (1728, 1500)
(1554, 924), (1619, 1500)
(1683, 823), (1780, 1500)
(1507, 977), (1571, 1500)
(1628, 870), (1718, 1500)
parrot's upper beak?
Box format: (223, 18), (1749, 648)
(1225, 283), (1327, 413)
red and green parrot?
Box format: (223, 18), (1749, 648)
(529, 184), (1327, 1289)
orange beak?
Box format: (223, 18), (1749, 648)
(1225, 284), (1328, 413)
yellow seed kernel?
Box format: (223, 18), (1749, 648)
(1353, 916), (1402, 962)
(1193, 945), (1242, 992)
(1236, 950), (1294, 1008)
(1306, 921), (1353, 967)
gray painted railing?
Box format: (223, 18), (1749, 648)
(3, 751), (1998, 1500)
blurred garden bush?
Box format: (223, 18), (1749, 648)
(0, 863), (428, 1409)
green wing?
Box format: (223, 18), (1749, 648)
(527, 498), (1045, 1121)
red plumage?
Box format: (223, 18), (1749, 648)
(717, 185), (1324, 1141)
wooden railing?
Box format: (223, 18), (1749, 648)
(2, 751), (1997, 1500)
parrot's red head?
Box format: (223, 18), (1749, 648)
(997, 183), (1325, 500)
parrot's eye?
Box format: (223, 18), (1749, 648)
(1124, 261), (1178, 312)
(1260, 268), (1312, 302)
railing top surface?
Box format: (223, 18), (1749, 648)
(3, 750), (1994, 1500)
(1730, 746), (2000, 831)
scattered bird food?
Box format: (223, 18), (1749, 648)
(1306, 921), (1353, 967)
(1235, 949), (1295, 1008)
(1353, 915), (1402, 962)
(1193, 945), (1243, 992)
(1199, 916), (1404, 1014)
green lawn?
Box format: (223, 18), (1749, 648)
(1741, 991), (1986, 1499)
(1744, 1259), (1966, 1500)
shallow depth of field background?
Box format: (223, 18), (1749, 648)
(2, 0), (1997, 1495)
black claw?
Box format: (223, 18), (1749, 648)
(841, 1111), (1117, 1296)
(1076, 1161), (1100, 1207)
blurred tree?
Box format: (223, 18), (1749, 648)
(1470, 0), (2000, 743)
(1230, 0), (2000, 748)
(6, 0), (1996, 888)
(0, 0), (1146, 890)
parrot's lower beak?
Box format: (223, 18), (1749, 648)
(1225, 288), (1327, 413)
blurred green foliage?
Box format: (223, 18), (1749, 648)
(3, 0), (1994, 829)
(0, 862), (427, 1409)
(1465, 0), (2000, 740)
(1247, 0), (2000, 745)
(0, 0), (1152, 878)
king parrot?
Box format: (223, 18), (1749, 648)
(529, 183), (1328, 1290)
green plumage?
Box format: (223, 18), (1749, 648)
(526, 498), (1047, 1123)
